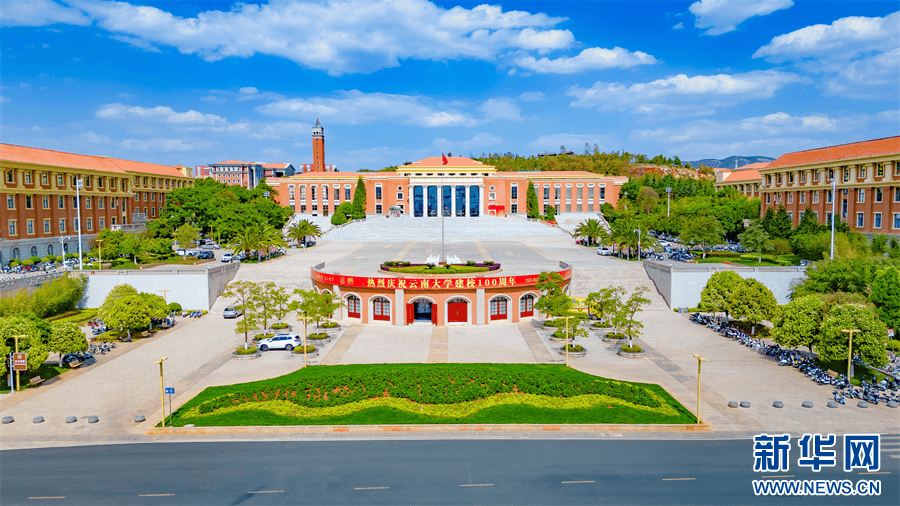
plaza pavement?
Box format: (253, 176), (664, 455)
(0, 218), (897, 450)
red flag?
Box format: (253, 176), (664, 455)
(442, 153), (448, 165)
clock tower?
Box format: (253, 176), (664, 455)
(312, 118), (325, 173)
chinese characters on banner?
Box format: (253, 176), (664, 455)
(310, 268), (572, 291)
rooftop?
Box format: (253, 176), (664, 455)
(0, 143), (188, 178)
(766, 136), (900, 169)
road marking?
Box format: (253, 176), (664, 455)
(138, 494), (174, 497)
(460, 483), (494, 487)
(758, 475), (794, 479)
(889, 455), (899, 459)
(561, 480), (595, 484)
(859, 472), (891, 475)
(662, 478), (695, 481)
(248, 491), (283, 494)
(355, 487), (390, 490)
(28, 497), (65, 500)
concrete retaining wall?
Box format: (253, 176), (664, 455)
(644, 261), (807, 310)
(80, 263), (239, 310)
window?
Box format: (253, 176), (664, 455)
(554, 187), (560, 200)
(150, 208), (155, 217)
(788, 173), (794, 183)
(800, 173), (806, 183)
(150, 193), (155, 202)
(85, 197), (91, 209)
(812, 192), (819, 204)
(859, 167), (866, 178)
(56, 174), (63, 186)
(86, 218), (92, 231)
(511, 204), (518, 213)
(111, 197), (117, 209)
(26, 219), (34, 235)
(843, 169), (850, 182)
(311, 186), (316, 200)
(73, 196), (78, 209)
(41, 172), (48, 185)
(375, 204), (382, 214)
(98, 177), (103, 188)
(24, 172), (32, 184)
(543, 186), (550, 199)
(826, 190), (832, 204)
(43, 219), (51, 234)
(766, 194), (771, 204)
(489, 193), (496, 200)
(511, 185), (518, 199)
(856, 212), (864, 228)
(894, 213), (900, 229)
(323, 186), (328, 200)
(799, 192), (805, 204)
(346, 295), (361, 318)
(59, 219), (66, 232)
(98, 197), (104, 209)
(42, 195), (49, 209)
(8, 221), (16, 236)
(813, 170), (820, 181)
(787, 193), (793, 204)
(345, 185), (351, 201)
(6, 195), (13, 209)
(874, 213), (882, 229)
(6, 171), (13, 183)
(599, 187), (605, 199)
(99, 217), (105, 230)
(375, 185), (382, 200)
(776, 193), (782, 204)
(489, 298), (508, 320)
(372, 297), (390, 321)
(397, 192), (403, 201)
(875, 188), (883, 203)
(766, 175), (772, 185)
(288, 186), (295, 201)
(895, 188), (900, 202)
(25, 195), (32, 209)
(877, 164), (884, 177)
(857, 188), (865, 203)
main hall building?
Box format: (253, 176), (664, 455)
(267, 156), (626, 218)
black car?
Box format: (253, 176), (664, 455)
(197, 251), (214, 259)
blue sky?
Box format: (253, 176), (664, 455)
(2, 0), (897, 172)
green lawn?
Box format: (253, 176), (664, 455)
(46, 308), (99, 325)
(694, 253), (801, 266)
(387, 265), (491, 274)
(165, 363), (696, 427)
(0, 363), (69, 394)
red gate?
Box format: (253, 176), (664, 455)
(448, 301), (467, 323)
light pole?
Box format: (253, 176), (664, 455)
(96, 239), (104, 270)
(692, 354), (706, 424)
(665, 186), (672, 218)
(842, 329), (859, 379)
(830, 178), (837, 260)
(75, 178), (84, 270)
(154, 357), (168, 427)
(634, 229), (642, 261)
(58, 236), (66, 270)
(158, 289), (171, 304)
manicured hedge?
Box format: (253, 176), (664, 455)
(307, 333), (329, 340)
(292, 345), (316, 354)
(195, 363), (661, 415)
(320, 321), (339, 329)
(271, 323), (290, 329)
(235, 346), (258, 355)
(562, 344), (584, 352)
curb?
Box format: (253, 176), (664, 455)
(147, 423), (710, 435)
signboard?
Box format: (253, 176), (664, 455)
(164, 387), (175, 394)
(311, 267), (572, 291)
(12, 353), (27, 371)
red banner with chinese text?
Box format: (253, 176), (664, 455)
(311, 267), (572, 291)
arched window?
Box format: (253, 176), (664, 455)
(30, 246), (37, 257)
(520, 294), (534, 317)
(489, 296), (508, 320)
(346, 295), (361, 318)
(11, 248), (20, 260)
(47, 244), (54, 256)
(372, 297), (390, 321)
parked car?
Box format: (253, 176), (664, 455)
(201, 242), (220, 250)
(221, 253), (234, 263)
(257, 333), (301, 351)
(223, 305), (243, 318)
(185, 250), (199, 257)
(197, 251), (214, 260)
(597, 246), (613, 256)
(175, 249), (187, 256)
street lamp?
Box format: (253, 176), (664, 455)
(634, 229), (642, 261)
(154, 357), (168, 427)
(96, 239), (104, 270)
(830, 178), (837, 260)
(75, 178), (84, 270)
(58, 236), (66, 269)
(841, 329), (859, 379)
(665, 186), (672, 218)
(692, 354), (706, 424)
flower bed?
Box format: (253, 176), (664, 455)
(380, 261), (500, 274)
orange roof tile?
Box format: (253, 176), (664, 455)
(402, 156), (487, 168)
(0, 143), (185, 177)
(736, 162), (770, 170)
(214, 160), (251, 165)
(262, 163), (291, 169)
(767, 136), (900, 169)
(720, 169), (761, 183)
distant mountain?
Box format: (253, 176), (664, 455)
(687, 155), (776, 169)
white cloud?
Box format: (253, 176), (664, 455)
(96, 103), (227, 126)
(121, 137), (195, 152)
(528, 133), (614, 152)
(1, 0), (90, 27)
(631, 112), (841, 144)
(673, 22), (684, 30)
(568, 71), (801, 117)
(479, 99), (523, 121)
(754, 12), (899, 62)
(519, 91), (545, 102)
(239, 87), (259, 95)
(249, 121), (308, 140)
(515, 46), (656, 74)
(66, 0), (577, 76)
(875, 109), (900, 122)
(433, 133), (504, 151)
(75, 131), (112, 145)
(690, 0), (793, 36)
(109, 35), (162, 53)
(675, 138), (821, 160)
(257, 90), (480, 127)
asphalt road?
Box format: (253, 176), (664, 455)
(1, 439), (897, 505)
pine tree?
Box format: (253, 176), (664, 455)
(525, 180), (539, 219)
(351, 176), (367, 219)
(761, 207), (776, 236)
(794, 206), (822, 236)
(771, 206), (792, 239)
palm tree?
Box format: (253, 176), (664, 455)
(258, 223), (287, 259)
(230, 226), (263, 260)
(285, 220), (322, 247)
(574, 219), (605, 246)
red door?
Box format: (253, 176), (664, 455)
(448, 302), (467, 323)
(373, 297), (390, 321)
(431, 306), (437, 325)
(347, 296), (361, 318)
(406, 303), (414, 325)
(519, 295), (534, 317)
(490, 298), (508, 321)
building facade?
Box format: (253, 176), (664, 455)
(0, 144), (194, 264)
(205, 160), (263, 189)
(267, 156), (626, 217)
(714, 162), (769, 198)
(757, 137), (900, 236)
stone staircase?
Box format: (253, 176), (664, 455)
(567, 263), (669, 311)
(321, 215), (570, 242)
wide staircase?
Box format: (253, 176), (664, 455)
(568, 262), (670, 311)
(321, 215), (570, 242)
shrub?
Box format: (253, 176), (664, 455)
(563, 344), (584, 352)
(42, 255), (54, 263)
(307, 333), (329, 340)
(30, 256), (43, 264)
(543, 319), (561, 327)
(320, 321), (339, 329)
(484, 261), (494, 265)
(65, 253), (77, 259)
(22, 259), (34, 266)
(255, 333), (274, 340)
(271, 323), (289, 330)
(552, 329), (578, 339)
(167, 302), (182, 312)
(202, 310), (208, 315)
(772, 238), (792, 255)
(235, 346), (258, 355)
(605, 332), (627, 340)
(56, 256), (64, 262)
(592, 321), (607, 327)
(466, 260), (475, 266)
(383, 261), (397, 267)
(425, 263), (436, 268)
(8, 259), (20, 267)
(291, 345), (316, 354)
(620, 345), (643, 353)
(887, 340), (900, 352)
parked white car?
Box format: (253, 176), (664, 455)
(221, 253), (234, 262)
(257, 333), (301, 351)
(596, 246), (613, 256)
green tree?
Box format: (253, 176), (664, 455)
(730, 278), (777, 334)
(351, 176), (367, 219)
(544, 203), (556, 222)
(870, 267), (900, 332)
(254, 282), (280, 330)
(573, 219), (605, 246)
(98, 284), (150, 341)
(771, 295), (824, 355)
(870, 234), (889, 256)
(120, 233), (144, 264)
(139, 292), (169, 328)
(699, 270), (742, 322)
(332, 202), (352, 225)
(636, 186), (659, 214)
(739, 220), (774, 262)
(680, 215), (724, 259)
(48, 321), (89, 367)
(270, 285), (292, 324)
(614, 287), (650, 347)
(761, 207), (776, 236)
(586, 286), (624, 327)
(222, 280), (259, 349)
(770, 206), (793, 239)
(230, 224), (263, 259)
(525, 180), (540, 219)
(286, 219), (323, 247)
(533, 272), (570, 319)
(793, 207), (822, 236)
(889, 238), (900, 259)
(0, 315), (49, 372)
(820, 303), (889, 369)
(174, 223), (200, 250)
